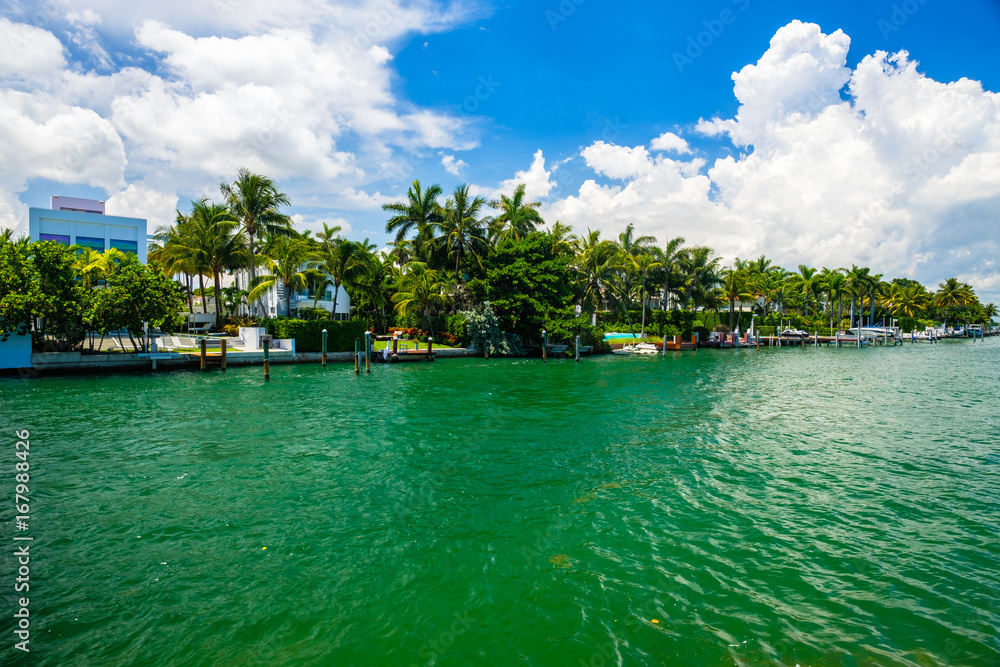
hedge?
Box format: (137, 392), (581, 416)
(265, 319), (368, 352)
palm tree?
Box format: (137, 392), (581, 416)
(575, 229), (621, 321)
(679, 246), (722, 312)
(617, 223), (656, 258)
(72, 247), (108, 288)
(721, 262), (753, 330)
(383, 180), (443, 248)
(888, 283), (930, 318)
(248, 236), (315, 318)
(152, 212), (203, 315)
(934, 277), (973, 328)
(220, 169), (293, 313)
(822, 270), (847, 331)
(391, 266), (449, 336)
(436, 184), (489, 280)
(178, 199), (243, 327)
(655, 237), (687, 311)
(490, 183), (544, 244)
(629, 253), (662, 335)
(845, 265), (876, 328)
(312, 236), (367, 317)
(547, 221), (577, 256)
(788, 265), (818, 317)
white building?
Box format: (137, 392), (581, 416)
(260, 281), (351, 320)
(17, 196), (148, 263)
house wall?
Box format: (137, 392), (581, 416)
(28, 207), (148, 263)
(263, 283), (351, 319)
(0, 334), (32, 370)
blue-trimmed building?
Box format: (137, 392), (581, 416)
(19, 196), (148, 263)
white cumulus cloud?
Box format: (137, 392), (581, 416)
(547, 20), (1000, 301)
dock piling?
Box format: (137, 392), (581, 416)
(354, 338), (360, 375)
(575, 336), (580, 362)
(365, 331), (372, 372)
(200, 338), (207, 371)
(542, 330), (547, 363)
(427, 336), (433, 363)
(221, 338), (227, 372)
(262, 335), (271, 381)
(322, 329), (328, 367)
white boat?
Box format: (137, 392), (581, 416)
(613, 342), (660, 356)
(849, 326), (896, 338)
(779, 328), (808, 338)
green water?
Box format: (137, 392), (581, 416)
(2, 340), (999, 666)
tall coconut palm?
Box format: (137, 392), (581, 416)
(247, 236), (315, 318)
(721, 262), (753, 330)
(788, 265), (818, 316)
(436, 184), (489, 280)
(630, 253), (662, 335)
(679, 246), (722, 312)
(220, 169), (293, 313)
(383, 180), (443, 249)
(391, 266), (449, 336)
(152, 213), (202, 315)
(655, 237), (687, 311)
(490, 183), (544, 244)
(312, 237), (367, 317)
(822, 270), (847, 331)
(177, 199), (243, 327)
(575, 229), (621, 320)
(617, 223), (657, 258)
(845, 265), (876, 328)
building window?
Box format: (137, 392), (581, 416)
(75, 236), (105, 253)
(40, 234), (70, 245)
(110, 239), (138, 254)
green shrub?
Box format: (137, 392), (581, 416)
(265, 319), (367, 352)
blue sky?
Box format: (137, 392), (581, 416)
(2, 0), (1000, 299)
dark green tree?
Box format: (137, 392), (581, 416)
(481, 232), (575, 339)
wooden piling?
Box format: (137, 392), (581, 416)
(221, 338), (227, 371)
(262, 335), (271, 381)
(575, 336), (580, 362)
(427, 336), (433, 363)
(200, 338), (207, 371)
(392, 336), (399, 359)
(365, 332), (372, 372)
(542, 330), (547, 363)
(322, 329), (328, 367)
(354, 338), (360, 375)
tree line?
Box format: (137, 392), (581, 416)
(4, 169), (994, 353)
